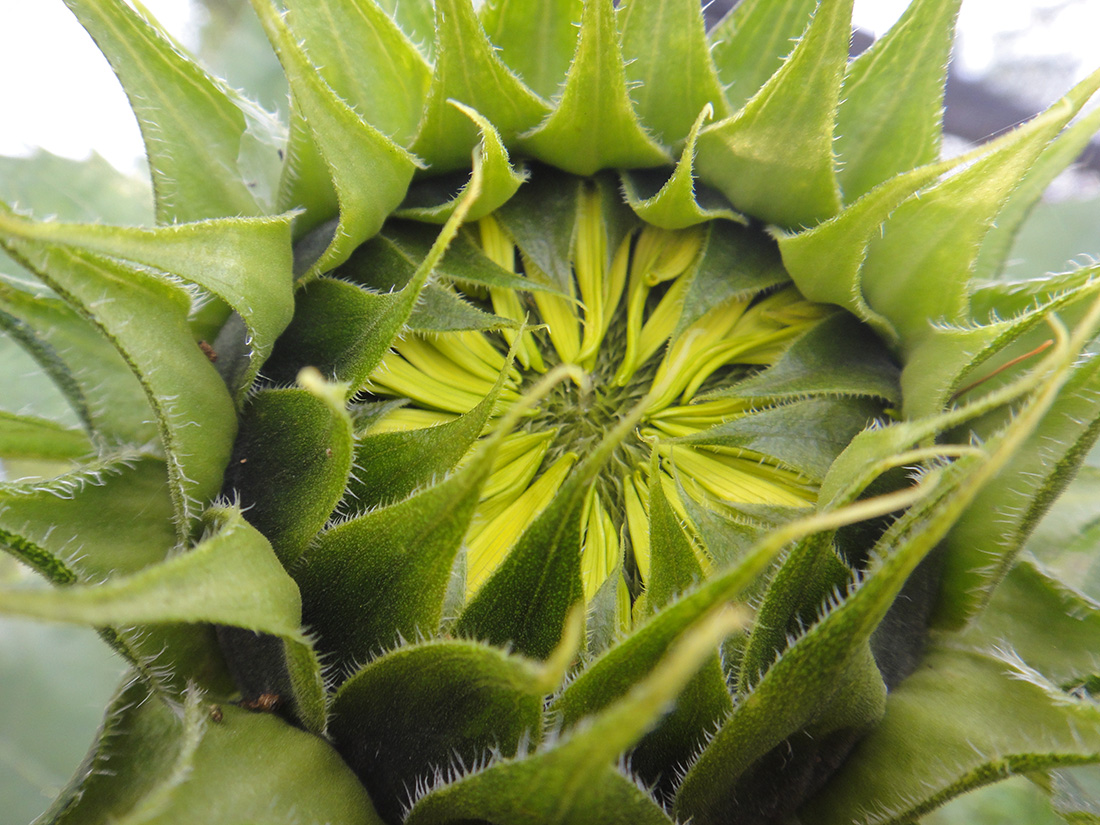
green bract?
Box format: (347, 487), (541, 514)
(3, 0), (1100, 823)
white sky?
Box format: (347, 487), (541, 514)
(0, 0), (1097, 175)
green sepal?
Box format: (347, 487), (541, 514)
(250, 0), (420, 280)
(586, 563), (631, 655)
(519, 0), (670, 175)
(376, 0), (436, 59)
(671, 221), (791, 342)
(453, 469), (587, 659)
(710, 314), (901, 405)
(266, 177), (486, 394)
(0, 275), (156, 447)
(736, 533), (850, 693)
(279, 0), (430, 146)
(834, 0), (959, 202)
(802, 643), (1100, 825)
(493, 169), (584, 290)
(899, 270), (1100, 420)
(295, 466), (482, 671)
(406, 609), (742, 825)
(396, 102), (528, 223)
(0, 455), (173, 581)
(952, 559), (1100, 686)
(43, 678), (380, 825)
(0, 215), (237, 533)
(329, 639), (552, 824)
(860, 69), (1100, 353)
(412, 0), (549, 172)
(622, 105), (745, 229)
(695, 0), (850, 227)
(673, 396), (886, 483)
(408, 283), (517, 333)
(618, 0), (730, 146)
(707, 0), (819, 112)
(63, 0), (282, 223)
(0, 214), (296, 403)
(646, 462), (705, 613)
(774, 154), (959, 347)
(353, 223), (567, 299)
(626, 468), (732, 795)
(0, 410), (92, 461)
(221, 379), (354, 568)
(261, 277), (419, 391)
(935, 352), (1100, 628)
(0, 505), (305, 642)
(973, 104), (1100, 281)
(345, 357), (511, 510)
(479, 0), (582, 101)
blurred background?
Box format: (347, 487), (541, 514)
(0, 1), (1098, 822)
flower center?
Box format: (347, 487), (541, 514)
(363, 178), (831, 609)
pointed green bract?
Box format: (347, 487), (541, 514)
(330, 640), (550, 823)
(0, 215), (296, 402)
(622, 105), (745, 229)
(0, 456), (174, 581)
(803, 643), (1100, 825)
(397, 102), (528, 223)
(280, 0), (430, 146)
(0, 506), (303, 639)
(64, 0), (282, 223)
(45, 679), (381, 825)
(0, 273), (157, 446)
(412, 0), (549, 171)
(708, 0), (819, 112)
(520, 0), (670, 175)
(695, 0), (850, 227)
(251, 0), (420, 280)
(618, 0), (729, 146)
(480, 0), (582, 100)
(297, 464), (486, 671)
(0, 212), (237, 532)
(222, 381), (354, 567)
(835, 0), (959, 202)
(344, 355), (511, 509)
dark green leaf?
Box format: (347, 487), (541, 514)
(45, 678), (380, 825)
(802, 644), (1100, 825)
(330, 640), (549, 824)
(222, 382), (353, 567)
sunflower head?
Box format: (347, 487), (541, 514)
(4, 1), (1100, 824)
